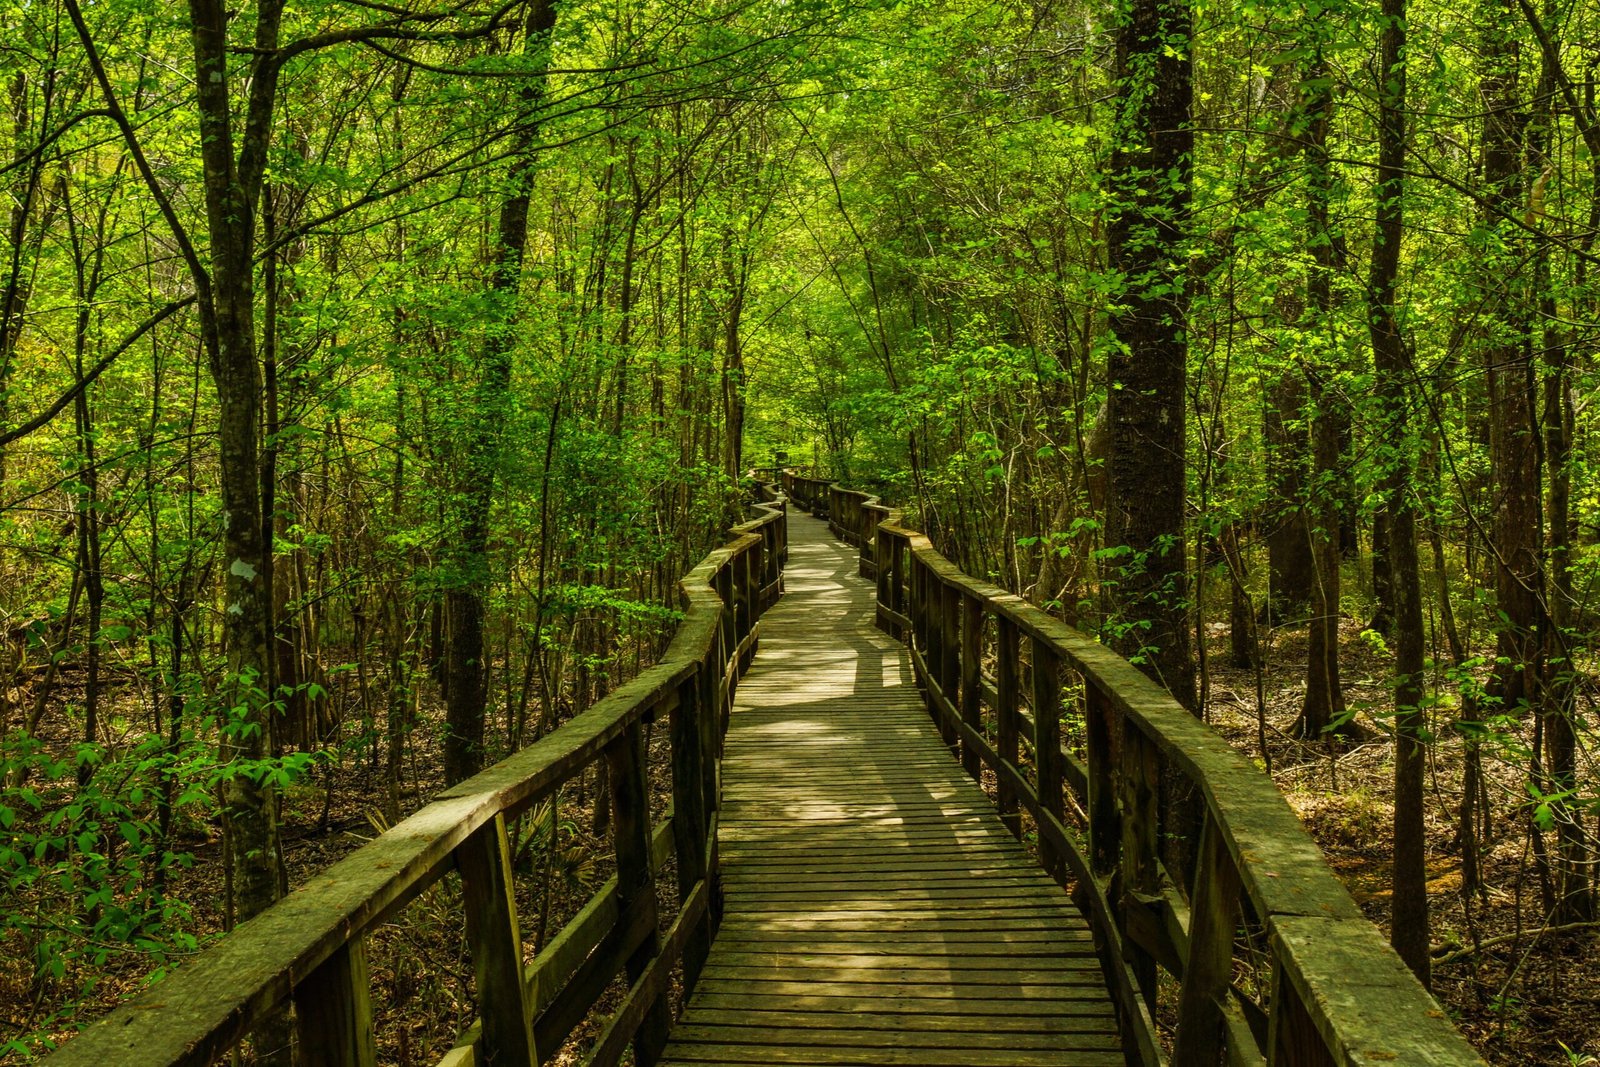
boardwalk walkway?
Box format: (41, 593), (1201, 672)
(660, 514), (1123, 1067)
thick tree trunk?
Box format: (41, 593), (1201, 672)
(1104, 0), (1196, 713)
(1369, 0), (1430, 987)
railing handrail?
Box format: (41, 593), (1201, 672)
(45, 495), (790, 1067)
(783, 470), (1482, 1067)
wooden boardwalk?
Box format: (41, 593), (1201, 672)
(661, 514), (1122, 1067)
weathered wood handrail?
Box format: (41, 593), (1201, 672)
(44, 495), (789, 1067)
(783, 470), (1482, 1067)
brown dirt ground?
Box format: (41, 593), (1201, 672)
(9, 613), (1598, 1065)
(1201, 618), (1600, 1067)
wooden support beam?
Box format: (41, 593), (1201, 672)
(959, 594), (983, 781)
(606, 724), (669, 1066)
(1172, 815), (1242, 1067)
(995, 616), (1022, 840)
(1031, 637), (1065, 883)
(670, 676), (712, 991)
(294, 937), (377, 1067)
(458, 814), (538, 1067)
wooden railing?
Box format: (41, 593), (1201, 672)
(783, 471), (1483, 1067)
(45, 496), (788, 1067)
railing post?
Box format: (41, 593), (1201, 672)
(606, 723), (669, 1065)
(1120, 726), (1161, 1006)
(1171, 813), (1242, 1067)
(1030, 638), (1065, 882)
(294, 937), (377, 1067)
(740, 544), (759, 665)
(716, 567), (736, 677)
(911, 558), (928, 687)
(779, 499), (788, 567)
(893, 539), (906, 619)
(699, 632), (723, 842)
(670, 679), (712, 990)
(457, 813), (538, 1067)
(959, 594), (982, 780)
(858, 504), (872, 575)
(767, 520), (781, 605)
(938, 581), (960, 755)
(1087, 685), (1120, 877)
(874, 527), (892, 634)
(1268, 963), (1332, 1066)
(734, 548), (750, 646)
(995, 617), (1021, 840)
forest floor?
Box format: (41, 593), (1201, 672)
(8, 617), (1597, 1064)
(1203, 619), (1600, 1067)
(1, 674), (678, 1066)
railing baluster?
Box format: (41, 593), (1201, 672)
(716, 567), (736, 671)
(1030, 637), (1064, 882)
(458, 813), (538, 1067)
(959, 594), (983, 780)
(1120, 726), (1161, 1006)
(1268, 963), (1334, 1067)
(294, 937), (377, 1067)
(874, 527), (892, 633)
(938, 581), (961, 755)
(913, 559), (930, 691)
(670, 677), (712, 989)
(606, 723), (669, 1066)
(1087, 684), (1120, 877)
(699, 631), (723, 843)
(1171, 813), (1242, 1067)
(897, 541), (909, 618)
(742, 544), (757, 652)
(995, 616), (1021, 840)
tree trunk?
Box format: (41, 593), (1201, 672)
(1104, 0), (1196, 713)
(1263, 373), (1313, 622)
(1298, 51), (1352, 742)
(1531, 29), (1592, 922)
(187, 0), (290, 1057)
(189, 0), (285, 929)
(443, 0), (557, 785)
(1369, 0), (1430, 987)
(1480, 0), (1541, 726)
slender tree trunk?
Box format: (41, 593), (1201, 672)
(1369, 0), (1430, 987)
(444, 0), (557, 784)
(1531, 25), (1591, 921)
(189, 0), (285, 939)
(1299, 51), (1352, 741)
(1480, 0), (1541, 727)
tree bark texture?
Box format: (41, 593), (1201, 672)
(1105, 0), (1197, 713)
(444, 0), (558, 785)
(1368, 0), (1430, 988)
(1299, 53), (1350, 741)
